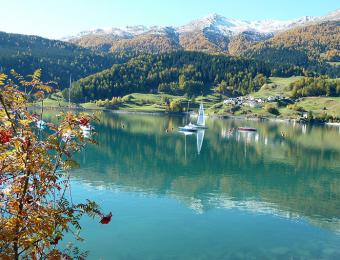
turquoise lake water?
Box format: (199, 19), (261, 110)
(57, 112), (340, 259)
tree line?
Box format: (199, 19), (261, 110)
(0, 31), (134, 88)
(66, 51), (308, 102)
(290, 77), (340, 98)
(243, 21), (340, 78)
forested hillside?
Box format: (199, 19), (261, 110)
(0, 31), (129, 88)
(1, 28), (338, 103)
(66, 51), (306, 102)
(290, 77), (340, 98)
(110, 31), (181, 53)
(243, 21), (340, 74)
(179, 30), (229, 53)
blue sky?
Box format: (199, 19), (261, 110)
(0, 0), (339, 39)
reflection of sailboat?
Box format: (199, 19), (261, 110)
(181, 131), (194, 161)
(179, 129), (205, 156)
(196, 130), (205, 154)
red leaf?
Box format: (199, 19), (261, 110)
(79, 117), (90, 126)
(100, 212), (112, 224)
(50, 236), (61, 245)
(0, 130), (12, 144)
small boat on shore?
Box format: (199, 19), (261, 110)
(238, 127), (257, 132)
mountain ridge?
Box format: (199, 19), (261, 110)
(64, 9), (340, 41)
(64, 9), (340, 57)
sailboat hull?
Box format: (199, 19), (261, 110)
(192, 124), (207, 129)
(178, 126), (198, 132)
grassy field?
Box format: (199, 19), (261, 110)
(116, 93), (181, 112)
(294, 97), (340, 117)
(212, 97), (340, 119)
(36, 77), (340, 120)
(116, 93), (224, 112)
(327, 61), (340, 67)
(251, 76), (303, 98)
(42, 97), (70, 107)
(38, 92), (224, 113)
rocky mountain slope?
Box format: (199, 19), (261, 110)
(244, 21), (340, 64)
(65, 9), (340, 56)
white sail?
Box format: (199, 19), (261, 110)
(197, 103), (205, 126)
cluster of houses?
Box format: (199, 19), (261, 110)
(223, 95), (288, 108)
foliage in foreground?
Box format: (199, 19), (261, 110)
(0, 70), (109, 259)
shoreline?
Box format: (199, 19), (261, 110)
(325, 122), (340, 126)
(31, 105), (340, 126)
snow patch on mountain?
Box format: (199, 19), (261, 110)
(63, 9), (339, 41)
(178, 13), (320, 36)
(64, 25), (149, 40)
(320, 8), (340, 21)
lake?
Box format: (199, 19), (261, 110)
(57, 112), (340, 259)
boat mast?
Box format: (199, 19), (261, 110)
(68, 75), (71, 109)
(186, 100), (190, 124)
(40, 99), (44, 122)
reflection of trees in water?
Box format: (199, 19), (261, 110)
(68, 112), (340, 231)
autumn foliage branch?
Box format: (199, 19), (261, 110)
(0, 70), (110, 259)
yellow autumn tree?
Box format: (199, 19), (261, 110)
(0, 70), (109, 259)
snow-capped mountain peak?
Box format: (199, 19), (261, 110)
(64, 9), (339, 41)
(65, 25), (149, 40)
(177, 13), (323, 36)
(321, 8), (340, 21)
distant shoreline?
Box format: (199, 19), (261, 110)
(31, 105), (340, 126)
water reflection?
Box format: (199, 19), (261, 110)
(196, 130), (205, 155)
(179, 129), (205, 157)
(43, 111), (340, 234)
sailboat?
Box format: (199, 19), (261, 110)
(67, 75), (94, 136)
(179, 101), (207, 132)
(178, 100), (198, 132)
(62, 75), (75, 141)
(36, 119), (46, 129)
(36, 99), (46, 129)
